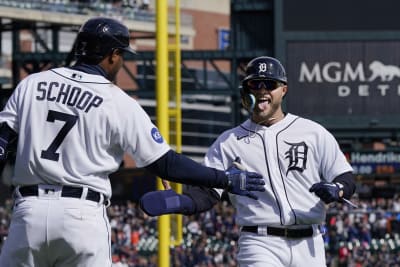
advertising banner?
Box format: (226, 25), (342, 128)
(286, 41), (400, 117)
(345, 151), (400, 175)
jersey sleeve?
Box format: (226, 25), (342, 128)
(116, 95), (170, 168)
(0, 78), (25, 132)
(203, 138), (227, 197)
(318, 127), (353, 182)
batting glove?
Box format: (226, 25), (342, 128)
(139, 189), (195, 216)
(309, 182), (344, 204)
(225, 157), (265, 200)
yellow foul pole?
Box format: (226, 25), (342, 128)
(171, 0), (183, 245)
(156, 0), (170, 266)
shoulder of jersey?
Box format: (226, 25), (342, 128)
(289, 113), (326, 131)
(218, 125), (243, 141)
(50, 67), (111, 84)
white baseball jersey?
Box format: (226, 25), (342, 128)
(0, 67), (170, 198)
(204, 113), (353, 227)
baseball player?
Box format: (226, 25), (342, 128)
(140, 56), (356, 267)
(0, 17), (265, 267)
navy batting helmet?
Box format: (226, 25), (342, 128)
(241, 56), (287, 89)
(75, 17), (136, 63)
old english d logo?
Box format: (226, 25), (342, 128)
(284, 141), (308, 175)
(258, 62), (267, 73)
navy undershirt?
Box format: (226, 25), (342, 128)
(146, 150), (228, 189)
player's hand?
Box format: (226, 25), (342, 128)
(139, 189), (195, 216)
(225, 157), (265, 200)
(309, 182), (343, 204)
(161, 179), (171, 190)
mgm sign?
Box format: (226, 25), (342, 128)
(286, 41), (400, 117)
(299, 60), (400, 97)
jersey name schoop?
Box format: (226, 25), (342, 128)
(35, 81), (104, 113)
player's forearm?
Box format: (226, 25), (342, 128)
(145, 149), (228, 189)
(184, 186), (220, 213)
(332, 171), (356, 199)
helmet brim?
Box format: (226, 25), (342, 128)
(121, 46), (137, 55)
(242, 76), (287, 86)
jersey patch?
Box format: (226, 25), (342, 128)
(284, 141), (308, 175)
(151, 127), (164, 144)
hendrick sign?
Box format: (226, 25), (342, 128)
(345, 151), (400, 175)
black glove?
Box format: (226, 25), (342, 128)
(309, 182), (344, 204)
(225, 157), (265, 200)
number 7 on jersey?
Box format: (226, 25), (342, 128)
(41, 110), (78, 161)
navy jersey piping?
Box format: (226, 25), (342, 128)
(276, 116), (301, 225)
(50, 69), (112, 84)
(102, 206), (112, 266)
(239, 124), (284, 225)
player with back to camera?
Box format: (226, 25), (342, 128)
(0, 17), (265, 267)
(140, 56), (357, 267)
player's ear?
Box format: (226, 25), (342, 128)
(107, 49), (120, 64)
(282, 85), (288, 97)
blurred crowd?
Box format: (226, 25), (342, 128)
(325, 196), (400, 267)
(1, 194), (400, 267)
(108, 200), (239, 267)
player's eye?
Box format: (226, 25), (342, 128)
(245, 80), (283, 91)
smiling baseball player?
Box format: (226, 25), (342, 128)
(0, 17), (265, 267)
(140, 56), (356, 267)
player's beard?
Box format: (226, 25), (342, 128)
(106, 55), (123, 82)
(251, 99), (283, 126)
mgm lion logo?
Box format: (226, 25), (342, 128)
(368, 60), (400, 82)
